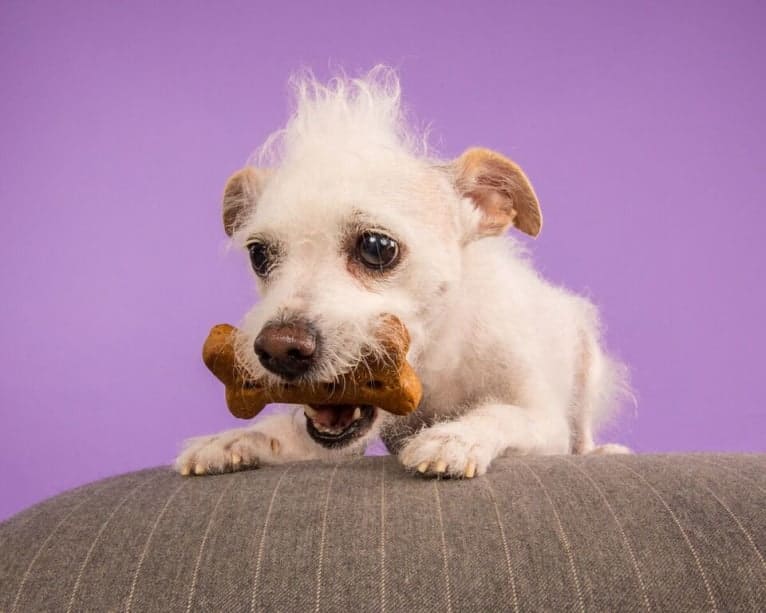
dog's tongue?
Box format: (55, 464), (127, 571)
(308, 404), (359, 430)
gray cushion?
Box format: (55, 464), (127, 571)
(1, 454), (764, 612)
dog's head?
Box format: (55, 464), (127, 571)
(223, 69), (542, 448)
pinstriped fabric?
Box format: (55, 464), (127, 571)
(314, 455), (388, 613)
(668, 457), (766, 593)
(0, 483), (90, 564)
(518, 458), (586, 613)
(65, 473), (162, 613)
(250, 464), (292, 613)
(697, 480), (766, 575)
(432, 480), (453, 613)
(379, 461), (387, 613)
(125, 479), (187, 612)
(314, 464), (339, 613)
(614, 459), (718, 612)
(2, 470), (177, 612)
(484, 476), (519, 613)
(1, 455), (765, 612)
(10, 484), (106, 613)
(697, 456), (766, 494)
(248, 462), (337, 611)
(561, 456), (652, 612)
(185, 478), (235, 612)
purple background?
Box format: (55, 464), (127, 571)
(1, 1), (764, 520)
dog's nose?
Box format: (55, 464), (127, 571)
(254, 321), (318, 379)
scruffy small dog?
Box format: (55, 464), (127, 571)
(176, 68), (629, 479)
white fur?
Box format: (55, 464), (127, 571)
(176, 67), (629, 478)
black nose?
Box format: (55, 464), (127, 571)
(254, 321), (318, 379)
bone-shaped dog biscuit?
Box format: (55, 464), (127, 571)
(202, 316), (422, 419)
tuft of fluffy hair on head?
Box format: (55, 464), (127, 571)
(252, 65), (428, 167)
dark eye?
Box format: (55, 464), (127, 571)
(356, 232), (399, 270)
(247, 241), (272, 277)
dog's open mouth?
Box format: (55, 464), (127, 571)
(304, 404), (377, 448)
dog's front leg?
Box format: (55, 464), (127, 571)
(398, 403), (571, 478)
(175, 408), (333, 476)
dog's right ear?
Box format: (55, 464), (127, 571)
(453, 148), (542, 239)
(222, 167), (270, 236)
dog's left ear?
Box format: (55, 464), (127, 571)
(454, 147), (542, 238)
(222, 167), (270, 237)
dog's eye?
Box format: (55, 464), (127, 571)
(247, 241), (272, 277)
(357, 232), (399, 270)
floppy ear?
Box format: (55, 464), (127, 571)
(454, 147), (542, 238)
(222, 167), (270, 236)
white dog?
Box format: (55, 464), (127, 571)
(176, 67), (629, 479)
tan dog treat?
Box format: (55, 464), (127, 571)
(202, 316), (422, 419)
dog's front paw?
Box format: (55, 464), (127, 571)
(399, 422), (492, 479)
(175, 429), (281, 476)
(587, 443), (632, 455)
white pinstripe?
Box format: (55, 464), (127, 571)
(379, 461), (388, 613)
(519, 459), (585, 613)
(185, 478), (235, 613)
(484, 477), (519, 613)
(433, 481), (453, 613)
(250, 465), (293, 613)
(314, 464), (339, 613)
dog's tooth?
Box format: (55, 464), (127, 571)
(304, 405), (319, 419)
(352, 407), (362, 421)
